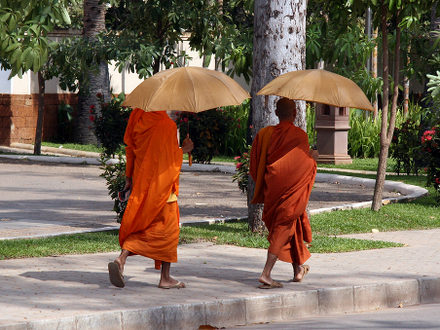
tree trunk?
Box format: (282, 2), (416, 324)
(34, 71), (45, 155)
(76, 0), (110, 144)
(431, 1), (440, 47)
(403, 45), (410, 116)
(372, 5), (401, 211)
(372, 27), (379, 118)
(248, 0), (307, 231)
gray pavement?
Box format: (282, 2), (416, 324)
(0, 147), (436, 329)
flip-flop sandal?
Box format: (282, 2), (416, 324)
(293, 264), (310, 282)
(158, 281), (186, 289)
(108, 261), (125, 288)
(258, 281), (283, 289)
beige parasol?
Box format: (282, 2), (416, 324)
(122, 66), (250, 112)
(257, 69), (374, 111)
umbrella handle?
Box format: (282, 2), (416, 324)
(188, 152), (192, 166)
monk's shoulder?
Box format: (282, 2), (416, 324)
(257, 125), (275, 137)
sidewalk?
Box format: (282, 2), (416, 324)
(0, 145), (436, 329)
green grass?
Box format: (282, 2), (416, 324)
(42, 142), (103, 153)
(0, 231), (120, 260)
(0, 222), (402, 260)
(180, 221), (402, 252)
(313, 170), (439, 235)
(318, 157), (396, 172)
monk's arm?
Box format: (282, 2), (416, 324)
(249, 132), (260, 181)
(123, 110), (138, 189)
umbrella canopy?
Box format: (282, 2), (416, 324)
(257, 69), (374, 111)
(122, 66), (250, 112)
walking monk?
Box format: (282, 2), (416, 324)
(250, 98), (317, 289)
(108, 108), (193, 289)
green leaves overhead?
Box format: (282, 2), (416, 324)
(0, 0), (75, 77)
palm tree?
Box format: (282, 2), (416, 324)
(75, 0), (110, 144)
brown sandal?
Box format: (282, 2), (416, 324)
(108, 261), (125, 288)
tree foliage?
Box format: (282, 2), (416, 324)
(0, 0), (74, 77)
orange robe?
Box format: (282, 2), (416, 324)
(119, 108), (183, 269)
(250, 121), (317, 265)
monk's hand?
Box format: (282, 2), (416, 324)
(124, 177), (132, 191)
(309, 149), (319, 161)
(181, 136), (194, 154)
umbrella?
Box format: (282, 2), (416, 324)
(257, 69), (374, 111)
(122, 66), (250, 112)
(122, 66), (251, 165)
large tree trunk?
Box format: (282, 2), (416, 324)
(248, 0), (307, 231)
(372, 5), (401, 211)
(76, 0), (110, 144)
(33, 71), (45, 155)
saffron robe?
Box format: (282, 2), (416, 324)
(250, 121), (317, 265)
(119, 108), (183, 269)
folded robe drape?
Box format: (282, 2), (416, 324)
(250, 121), (317, 265)
(119, 108), (183, 269)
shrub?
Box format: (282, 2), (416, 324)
(232, 145), (251, 194)
(92, 93), (132, 157)
(348, 111), (381, 158)
(390, 118), (424, 175)
(56, 102), (74, 143)
(421, 126), (440, 201)
(91, 93), (131, 222)
(99, 153), (127, 223)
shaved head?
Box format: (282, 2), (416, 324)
(275, 98), (297, 121)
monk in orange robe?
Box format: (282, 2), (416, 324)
(250, 98), (317, 289)
(108, 108), (193, 289)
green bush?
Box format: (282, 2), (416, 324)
(92, 93), (132, 157)
(421, 125), (440, 202)
(232, 145), (251, 194)
(176, 101), (249, 163)
(99, 153), (127, 223)
(348, 111), (381, 158)
(306, 104), (317, 146)
(390, 118), (424, 175)
(56, 102), (74, 143)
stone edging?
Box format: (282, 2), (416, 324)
(3, 276), (439, 329)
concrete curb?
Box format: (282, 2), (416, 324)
(3, 276), (439, 329)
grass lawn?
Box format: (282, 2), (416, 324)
(42, 142), (103, 153)
(0, 222), (402, 260)
(318, 157), (396, 172)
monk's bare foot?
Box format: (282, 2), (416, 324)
(114, 258), (124, 274)
(158, 277), (185, 289)
(293, 264), (310, 282)
(258, 274), (273, 286)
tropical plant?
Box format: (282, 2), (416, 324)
(99, 152), (127, 222)
(232, 146), (251, 194)
(176, 109), (230, 164)
(390, 118), (424, 175)
(91, 93), (131, 157)
(421, 126), (440, 202)
(56, 102), (75, 143)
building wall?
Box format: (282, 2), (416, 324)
(0, 93), (77, 146)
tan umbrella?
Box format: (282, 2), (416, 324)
(257, 69), (374, 111)
(123, 66), (250, 166)
(122, 66), (250, 112)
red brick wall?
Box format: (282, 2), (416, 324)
(0, 93), (77, 146)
